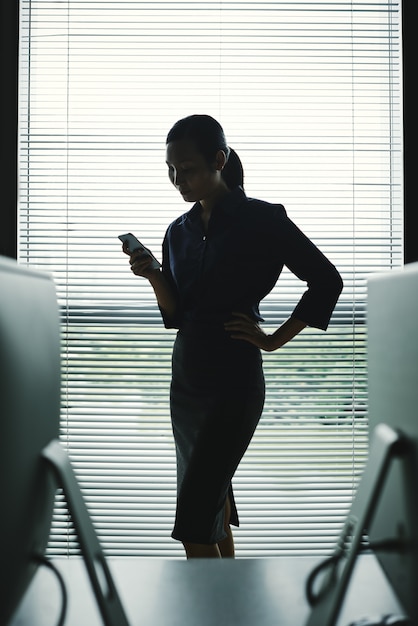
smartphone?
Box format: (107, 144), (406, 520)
(118, 233), (161, 269)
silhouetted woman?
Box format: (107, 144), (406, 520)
(123, 114), (343, 559)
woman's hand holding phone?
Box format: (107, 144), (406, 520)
(119, 233), (161, 277)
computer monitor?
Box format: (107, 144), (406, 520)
(0, 257), (61, 625)
(1, 256), (130, 626)
(305, 263), (418, 626)
(367, 262), (418, 624)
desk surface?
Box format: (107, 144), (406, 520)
(10, 554), (404, 626)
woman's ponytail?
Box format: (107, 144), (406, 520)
(222, 148), (244, 190)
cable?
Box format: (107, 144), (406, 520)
(32, 554), (68, 626)
(305, 536), (406, 607)
(305, 552), (342, 606)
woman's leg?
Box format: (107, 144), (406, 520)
(183, 497), (234, 559)
(182, 541), (221, 558)
(217, 495), (235, 558)
(183, 498), (235, 559)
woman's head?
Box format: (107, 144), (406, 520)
(166, 114), (244, 191)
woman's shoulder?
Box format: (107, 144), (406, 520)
(241, 193), (288, 223)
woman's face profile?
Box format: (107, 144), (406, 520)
(166, 139), (225, 204)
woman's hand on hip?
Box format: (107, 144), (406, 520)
(224, 312), (307, 352)
(224, 312), (277, 352)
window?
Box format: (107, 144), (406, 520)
(18, 0), (403, 557)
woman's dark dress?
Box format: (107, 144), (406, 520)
(160, 186), (343, 544)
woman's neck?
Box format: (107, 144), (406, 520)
(200, 183), (230, 227)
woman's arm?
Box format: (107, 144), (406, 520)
(278, 217), (343, 331)
(223, 212), (342, 351)
(147, 269), (177, 321)
(124, 244), (177, 321)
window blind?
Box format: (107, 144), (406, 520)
(18, 0), (403, 558)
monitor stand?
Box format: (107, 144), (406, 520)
(42, 439), (130, 626)
(305, 423), (407, 626)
